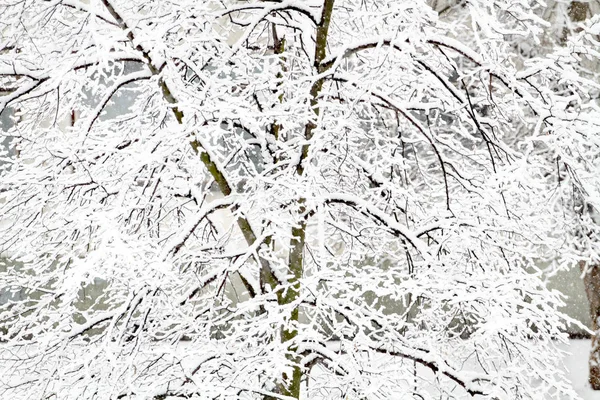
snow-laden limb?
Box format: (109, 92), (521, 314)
(321, 192), (432, 259)
(219, 0), (321, 27)
(82, 70), (153, 135)
(320, 33), (486, 72)
(160, 196), (237, 259)
(0, 65), (45, 80)
(45, 0), (119, 26)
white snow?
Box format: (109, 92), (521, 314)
(1, 338), (598, 398)
(560, 340), (599, 400)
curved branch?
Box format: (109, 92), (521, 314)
(323, 193), (432, 259)
(367, 85), (452, 211)
(219, 1), (319, 27)
(321, 34), (485, 71)
(319, 300), (490, 397)
(319, 33), (534, 107)
(49, 0), (119, 26)
(0, 55), (145, 113)
(161, 197), (237, 259)
(369, 346), (487, 396)
(84, 70), (152, 133)
(0, 78), (48, 113)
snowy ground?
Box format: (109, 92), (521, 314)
(561, 340), (598, 400)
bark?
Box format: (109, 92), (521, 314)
(567, 1), (599, 390)
(274, 1), (336, 397)
(581, 261), (600, 389)
(561, 1), (588, 44)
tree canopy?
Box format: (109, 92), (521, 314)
(1, 1), (600, 399)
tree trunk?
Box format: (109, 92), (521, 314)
(270, 2), (336, 398)
(581, 261), (600, 389)
(566, 0), (599, 390)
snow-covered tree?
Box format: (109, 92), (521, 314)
(1, 0), (600, 398)
(436, 0), (600, 391)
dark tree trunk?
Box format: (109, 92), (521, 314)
(581, 261), (600, 389)
(567, 0), (598, 389)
